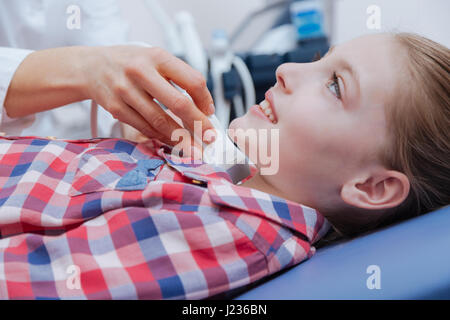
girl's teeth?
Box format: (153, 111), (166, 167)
(258, 99), (275, 123)
(260, 100), (270, 110)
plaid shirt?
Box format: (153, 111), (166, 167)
(0, 136), (330, 299)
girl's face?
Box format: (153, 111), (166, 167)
(229, 34), (403, 210)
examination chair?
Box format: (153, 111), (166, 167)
(234, 205), (450, 299)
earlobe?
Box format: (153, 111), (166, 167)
(341, 170), (410, 210)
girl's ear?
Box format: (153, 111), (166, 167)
(340, 169), (410, 210)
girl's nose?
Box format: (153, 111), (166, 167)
(275, 63), (296, 94)
(276, 62), (314, 94)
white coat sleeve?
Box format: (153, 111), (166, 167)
(0, 47), (35, 134)
(62, 0), (131, 138)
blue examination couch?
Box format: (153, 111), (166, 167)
(235, 205), (450, 299)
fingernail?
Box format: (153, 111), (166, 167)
(208, 104), (216, 115)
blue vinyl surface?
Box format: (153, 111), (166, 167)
(236, 205), (450, 299)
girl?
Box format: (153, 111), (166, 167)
(0, 32), (448, 299)
(232, 32), (450, 239)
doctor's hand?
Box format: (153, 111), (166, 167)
(83, 45), (215, 145)
(4, 45), (215, 145)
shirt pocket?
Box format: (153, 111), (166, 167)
(67, 147), (164, 196)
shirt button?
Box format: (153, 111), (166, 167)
(192, 179), (205, 185)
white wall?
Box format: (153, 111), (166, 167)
(117, 0), (266, 50)
(333, 0), (450, 47)
(117, 0), (450, 50)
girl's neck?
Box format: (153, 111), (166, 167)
(239, 172), (288, 200)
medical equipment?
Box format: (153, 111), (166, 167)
(142, 0), (184, 57)
(209, 30), (256, 128)
(202, 114), (254, 184)
(290, 0), (328, 41)
(159, 82), (255, 185)
(143, 0), (257, 129)
(210, 0), (330, 123)
(175, 11), (208, 78)
(226, 0), (331, 104)
(144, 2), (254, 128)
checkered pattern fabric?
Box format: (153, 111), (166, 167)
(0, 136), (330, 299)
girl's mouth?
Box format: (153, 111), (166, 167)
(250, 104), (272, 123)
(250, 90), (278, 124)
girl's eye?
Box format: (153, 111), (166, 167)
(327, 72), (342, 99)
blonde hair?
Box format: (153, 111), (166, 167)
(318, 33), (450, 245)
(380, 33), (450, 226)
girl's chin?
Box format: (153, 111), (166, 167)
(228, 116), (245, 131)
(229, 112), (266, 131)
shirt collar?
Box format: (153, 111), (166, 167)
(158, 144), (331, 244)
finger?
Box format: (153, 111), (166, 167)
(137, 72), (216, 142)
(156, 54), (215, 116)
(119, 84), (183, 143)
(117, 97), (195, 147)
(111, 98), (173, 145)
(165, 108), (184, 127)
